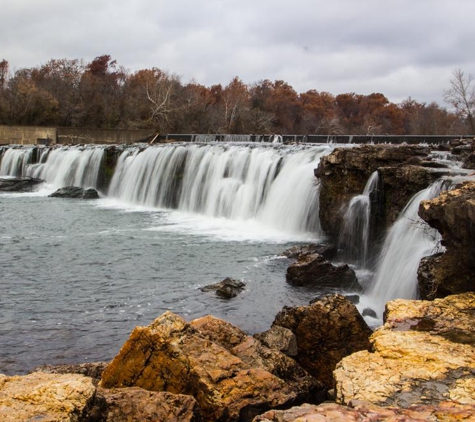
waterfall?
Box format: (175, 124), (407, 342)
(108, 143), (331, 235)
(369, 179), (448, 312)
(338, 171), (379, 267)
(0, 147), (34, 177)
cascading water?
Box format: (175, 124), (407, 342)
(338, 171), (379, 267)
(0, 148), (35, 177)
(368, 179), (448, 314)
(108, 143), (331, 236)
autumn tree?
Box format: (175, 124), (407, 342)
(444, 69), (475, 134)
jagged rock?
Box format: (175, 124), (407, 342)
(272, 294), (372, 389)
(286, 253), (361, 290)
(463, 152), (475, 169)
(418, 181), (475, 299)
(49, 186), (100, 199)
(100, 311), (298, 421)
(0, 176), (44, 192)
(252, 400), (475, 421)
(99, 387), (203, 422)
(191, 315), (324, 404)
(200, 277), (246, 299)
(282, 243), (337, 260)
(334, 293), (475, 408)
(33, 362), (109, 384)
(0, 372), (106, 421)
(254, 325), (298, 358)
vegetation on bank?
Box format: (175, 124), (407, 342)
(0, 55), (473, 135)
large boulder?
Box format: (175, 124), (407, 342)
(49, 186), (100, 199)
(191, 315), (325, 404)
(286, 253), (361, 290)
(100, 311), (298, 421)
(0, 176), (44, 192)
(418, 180), (475, 299)
(271, 294), (372, 389)
(334, 293), (475, 408)
(0, 372), (105, 421)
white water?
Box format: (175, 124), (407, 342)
(369, 180), (447, 315)
(0, 148), (35, 177)
(339, 171), (379, 267)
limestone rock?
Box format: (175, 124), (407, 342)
(0, 372), (105, 421)
(272, 294), (372, 389)
(99, 387), (202, 422)
(418, 181), (475, 298)
(286, 253), (360, 290)
(254, 325), (298, 358)
(192, 315), (324, 404)
(100, 311), (297, 421)
(49, 186), (100, 199)
(0, 176), (44, 192)
(334, 293), (475, 408)
(200, 277), (246, 299)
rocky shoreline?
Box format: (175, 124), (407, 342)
(2, 140), (475, 421)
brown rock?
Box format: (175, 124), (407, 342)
(200, 277), (246, 299)
(100, 311), (297, 421)
(282, 243), (337, 260)
(99, 387), (202, 421)
(272, 294), (372, 389)
(254, 325), (298, 358)
(33, 362), (109, 384)
(0, 372), (105, 421)
(286, 253), (360, 290)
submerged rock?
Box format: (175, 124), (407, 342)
(200, 277), (246, 299)
(272, 294), (372, 389)
(286, 253), (361, 291)
(0, 176), (44, 192)
(49, 186), (100, 199)
(334, 292), (475, 408)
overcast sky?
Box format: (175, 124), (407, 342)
(2, 0), (474, 105)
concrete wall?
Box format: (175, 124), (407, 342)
(57, 128), (153, 144)
(0, 125), (57, 145)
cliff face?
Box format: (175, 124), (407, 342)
(418, 181), (475, 299)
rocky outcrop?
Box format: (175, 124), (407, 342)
(254, 326), (298, 358)
(33, 362), (109, 385)
(282, 243), (337, 261)
(0, 176), (44, 192)
(271, 294), (372, 389)
(286, 253), (360, 290)
(191, 315), (325, 404)
(49, 186), (100, 199)
(418, 181), (475, 299)
(333, 293), (475, 408)
(100, 311), (299, 421)
(200, 278), (246, 299)
(0, 372), (105, 421)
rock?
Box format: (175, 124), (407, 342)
(0, 176), (44, 192)
(362, 307), (378, 318)
(33, 362), (109, 384)
(334, 293), (475, 408)
(49, 186), (100, 199)
(99, 387), (203, 422)
(272, 294), (372, 389)
(0, 371), (106, 421)
(418, 181), (475, 299)
(254, 326), (298, 358)
(286, 253), (361, 290)
(252, 400), (475, 421)
(100, 311), (298, 421)
(191, 315), (324, 405)
(463, 152), (475, 169)
(282, 243), (337, 260)
(343, 294), (360, 304)
(200, 277), (246, 299)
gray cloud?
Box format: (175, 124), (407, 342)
(1, 0), (474, 104)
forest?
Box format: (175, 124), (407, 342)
(0, 55), (472, 135)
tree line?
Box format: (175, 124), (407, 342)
(0, 55), (473, 135)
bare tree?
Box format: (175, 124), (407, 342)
(444, 69), (475, 134)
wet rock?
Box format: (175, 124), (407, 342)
(272, 294), (372, 389)
(286, 253), (361, 291)
(252, 400), (475, 421)
(0, 372), (106, 421)
(200, 277), (246, 299)
(49, 186), (100, 199)
(343, 294), (360, 304)
(100, 311), (297, 421)
(33, 361), (109, 385)
(192, 315), (324, 405)
(254, 325), (298, 358)
(334, 293), (475, 408)
(463, 152), (475, 169)
(282, 243), (337, 260)
(0, 176), (44, 192)
(99, 387), (203, 422)
(418, 181), (475, 299)
(362, 308), (378, 318)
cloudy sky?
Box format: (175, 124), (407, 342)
(2, 0), (474, 105)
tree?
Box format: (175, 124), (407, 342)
(444, 69), (475, 134)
